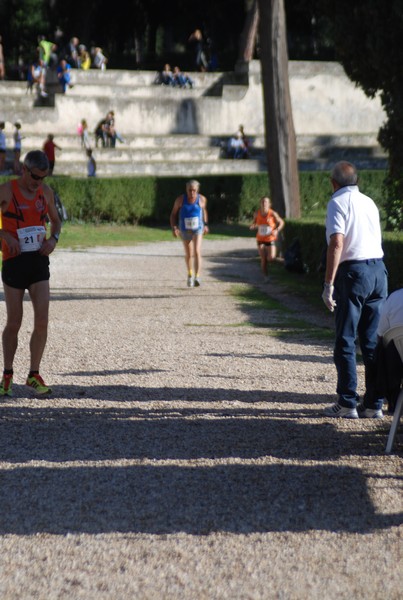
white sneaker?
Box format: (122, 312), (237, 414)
(357, 403), (384, 419)
(324, 402), (358, 419)
(194, 277), (201, 287)
(187, 275), (194, 288)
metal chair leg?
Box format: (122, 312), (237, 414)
(386, 388), (403, 454)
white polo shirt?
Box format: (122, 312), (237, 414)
(377, 288), (403, 336)
(325, 185), (383, 263)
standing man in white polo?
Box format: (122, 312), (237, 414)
(322, 161), (388, 419)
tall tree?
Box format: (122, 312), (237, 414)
(257, 0), (300, 218)
(238, 0), (259, 63)
(318, 0), (403, 230)
(2, 0), (49, 66)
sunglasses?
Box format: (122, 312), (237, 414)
(27, 167), (47, 181)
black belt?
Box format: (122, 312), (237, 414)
(340, 258), (383, 266)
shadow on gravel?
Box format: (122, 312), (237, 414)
(0, 401), (390, 462)
(0, 460), (401, 536)
(5, 383), (333, 404)
(1, 400), (401, 535)
(206, 352), (332, 364)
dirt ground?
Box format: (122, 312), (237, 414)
(0, 238), (401, 599)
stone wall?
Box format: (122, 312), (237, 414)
(0, 61), (386, 137)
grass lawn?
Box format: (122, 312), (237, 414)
(57, 222), (253, 249)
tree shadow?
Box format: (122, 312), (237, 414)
(1, 388), (400, 536)
(0, 460), (400, 535)
(0, 396), (391, 464)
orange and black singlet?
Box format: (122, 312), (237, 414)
(255, 209), (278, 243)
(1, 180), (48, 261)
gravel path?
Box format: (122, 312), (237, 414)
(0, 238), (402, 600)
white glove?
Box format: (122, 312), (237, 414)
(322, 283), (337, 312)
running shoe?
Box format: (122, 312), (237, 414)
(194, 277), (201, 287)
(26, 373), (52, 395)
(0, 373), (13, 396)
(323, 402), (358, 419)
(187, 275), (194, 288)
(357, 403), (384, 419)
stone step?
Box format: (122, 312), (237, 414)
(0, 131), (384, 152)
(1, 131), (387, 177)
(47, 147), (223, 162)
(298, 157), (388, 171)
(67, 84), (210, 98)
(70, 69), (223, 88)
(0, 70), (224, 97)
(296, 134), (386, 158)
(0, 81), (31, 95)
(53, 158), (266, 177)
(1, 84), (218, 101)
(0, 132), (265, 148)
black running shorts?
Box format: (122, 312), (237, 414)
(2, 252), (50, 289)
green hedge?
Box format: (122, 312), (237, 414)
(47, 176), (157, 223)
(48, 170), (388, 224)
(299, 170), (388, 219)
(43, 174), (272, 224)
(284, 219), (403, 293)
(0, 170), (388, 224)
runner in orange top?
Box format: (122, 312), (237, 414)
(250, 196), (285, 281)
(0, 150), (61, 397)
(1, 179), (49, 261)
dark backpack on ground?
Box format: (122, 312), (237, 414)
(284, 238), (306, 274)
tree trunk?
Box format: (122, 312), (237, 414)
(257, 0), (300, 218)
(238, 0), (259, 63)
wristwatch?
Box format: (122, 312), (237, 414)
(52, 233), (60, 243)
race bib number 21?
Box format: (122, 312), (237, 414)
(17, 226), (46, 252)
